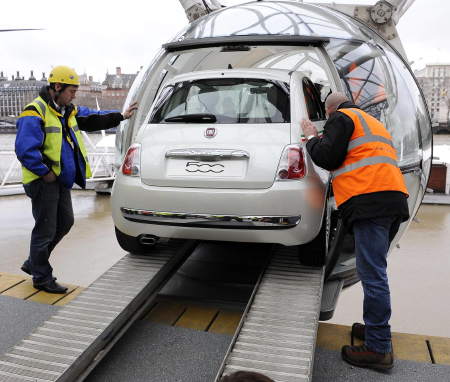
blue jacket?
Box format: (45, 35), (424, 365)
(15, 86), (123, 189)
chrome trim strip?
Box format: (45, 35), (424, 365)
(165, 148), (250, 161)
(120, 208), (300, 230)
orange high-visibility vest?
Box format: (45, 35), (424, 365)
(332, 108), (408, 207)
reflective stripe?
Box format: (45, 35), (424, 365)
(348, 135), (394, 151)
(351, 109), (372, 136)
(332, 156), (398, 178)
(45, 126), (61, 133)
(19, 110), (42, 118)
(342, 108), (395, 150)
(72, 125), (79, 132)
(35, 99), (47, 118)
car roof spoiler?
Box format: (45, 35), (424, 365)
(163, 35), (330, 52)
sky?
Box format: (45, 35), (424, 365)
(0, 0), (448, 82)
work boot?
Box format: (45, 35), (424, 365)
(341, 344), (394, 370)
(351, 322), (365, 341)
(33, 279), (68, 294)
(21, 262), (31, 275)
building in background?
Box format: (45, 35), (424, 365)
(75, 73), (103, 110)
(415, 64), (450, 134)
(0, 71), (47, 119)
(100, 67), (137, 110)
(0, 67), (138, 132)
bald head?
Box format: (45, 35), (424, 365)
(325, 92), (349, 116)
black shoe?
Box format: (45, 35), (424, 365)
(21, 263), (31, 275)
(352, 322), (366, 341)
(342, 344), (394, 370)
(33, 280), (68, 294)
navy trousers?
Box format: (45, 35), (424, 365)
(23, 179), (74, 285)
(353, 216), (401, 354)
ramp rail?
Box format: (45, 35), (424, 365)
(0, 240), (197, 381)
(215, 245), (324, 382)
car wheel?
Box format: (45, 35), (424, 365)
(114, 227), (157, 255)
(298, 214), (329, 267)
(298, 195), (336, 267)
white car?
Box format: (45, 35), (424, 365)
(111, 68), (332, 263)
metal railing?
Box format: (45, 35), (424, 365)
(0, 151), (115, 189)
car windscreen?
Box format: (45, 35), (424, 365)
(150, 78), (290, 124)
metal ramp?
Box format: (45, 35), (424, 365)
(0, 240), (196, 382)
(216, 245), (324, 382)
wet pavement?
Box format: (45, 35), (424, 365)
(331, 204), (450, 338)
(1, 190), (449, 339)
(0, 191), (125, 287)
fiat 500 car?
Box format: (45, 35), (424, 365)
(112, 68), (333, 262)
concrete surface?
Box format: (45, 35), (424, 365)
(0, 191), (125, 287)
(86, 321), (232, 382)
(0, 295), (58, 354)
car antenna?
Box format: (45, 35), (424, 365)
(228, 64), (233, 69)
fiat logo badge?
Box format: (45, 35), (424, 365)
(205, 127), (217, 138)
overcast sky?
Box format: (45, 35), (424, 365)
(0, 0), (447, 82)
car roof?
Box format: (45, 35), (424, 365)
(166, 68), (292, 85)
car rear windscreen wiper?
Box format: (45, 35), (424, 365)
(164, 113), (217, 123)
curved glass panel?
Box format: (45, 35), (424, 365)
(151, 78), (290, 124)
(326, 38), (429, 170)
(384, 49), (432, 176)
(177, 2), (368, 41)
(326, 39), (390, 120)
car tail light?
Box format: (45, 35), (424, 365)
(122, 143), (141, 176)
(276, 144), (306, 180)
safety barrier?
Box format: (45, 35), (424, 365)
(0, 151), (115, 189)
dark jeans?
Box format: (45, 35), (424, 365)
(353, 216), (401, 354)
(23, 179), (74, 285)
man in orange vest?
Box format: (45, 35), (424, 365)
(301, 92), (409, 370)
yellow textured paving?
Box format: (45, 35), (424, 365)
(0, 275), (26, 293)
(54, 287), (85, 306)
(146, 301), (186, 325)
(391, 332), (431, 363)
(428, 336), (450, 365)
(208, 310), (242, 335)
(317, 323), (450, 365)
(27, 284), (78, 305)
(317, 323), (351, 351)
(2, 279), (38, 299)
(175, 305), (218, 331)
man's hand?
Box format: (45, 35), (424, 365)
(42, 171), (56, 183)
(122, 102), (138, 120)
(301, 119), (318, 138)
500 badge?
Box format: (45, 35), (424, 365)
(185, 161), (225, 173)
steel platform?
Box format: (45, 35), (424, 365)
(0, 240), (195, 381)
(216, 245), (324, 382)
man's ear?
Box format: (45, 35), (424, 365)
(54, 83), (62, 92)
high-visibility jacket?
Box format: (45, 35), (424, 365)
(20, 96), (92, 184)
(332, 108), (408, 207)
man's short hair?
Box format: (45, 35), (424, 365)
(220, 371), (275, 382)
(325, 92), (349, 112)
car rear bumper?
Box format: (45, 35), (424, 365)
(112, 174), (326, 246)
(120, 208), (301, 229)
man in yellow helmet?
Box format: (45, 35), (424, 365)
(15, 65), (138, 293)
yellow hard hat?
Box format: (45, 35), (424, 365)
(48, 65), (80, 86)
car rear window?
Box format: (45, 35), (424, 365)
(150, 78), (290, 124)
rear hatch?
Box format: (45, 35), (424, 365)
(139, 74), (291, 189)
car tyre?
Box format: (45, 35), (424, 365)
(298, 195), (336, 267)
(115, 227), (155, 255)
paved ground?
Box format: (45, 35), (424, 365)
(1, 297), (449, 382)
